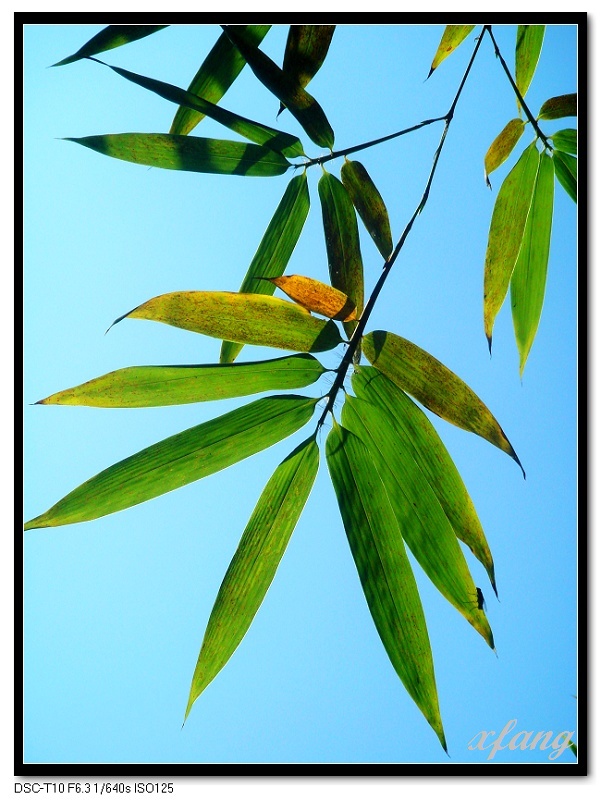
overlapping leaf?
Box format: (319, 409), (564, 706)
(263, 275), (356, 321)
(484, 118), (526, 187)
(553, 150), (577, 203)
(515, 25), (545, 105)
(185, 435), (319, 719)
(550, 128), (577, 155)
(538, 93), (577, 120)
(24, 395), (318, 530)
(278, 25), (336, 116)
(341, 160), (393, 259)
(52, 25), (168, 67)
(326, 421), (446, 751)
(428, 25), (476, 77)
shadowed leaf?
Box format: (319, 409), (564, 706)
(428, 25), (476, 77)
(341, 160), (393, 259)
(553, 150), (577, 203)
(515, 26), (545, 105)
(538, 93), (577, 120)
(550, 128), (577, 155)
(52, 25), (168, 67)
(278, 25), (336, 116)
(264, 274), (356, 321)
(484, 119), (525, 187)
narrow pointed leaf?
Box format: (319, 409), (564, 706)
(351, 366), (496, 592)
(428, 25), (476, 76)
(66, 134), (290, 177)
(515, 26), (545, 103)
(264, 275), (356, 321)
(341, 394), (494, 648)
(222, 25), (335, 150)
(186, 436), (319, 718)
(511, 151), (555, 376)
(24, 395), (318, 530)
(550, 128), (577, 155)
(36, 354), (326, 408)
(538, 93), (577, 120)
(221, 173), (310, 364)
(483, 142), (539, 348)
(170, 26), (270, 136)
(484, 118), (526, 187)
(52, 25), (168, 67)
(362, 330), (523, 474)
(341, 160), (393, 259)
(553, 150), (577, 203)
(113, 291), (343, 354)
(278, 25), (336, 116)
(326, 422), (446, 750)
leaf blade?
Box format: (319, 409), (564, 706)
(553, 150), (577, 203)
(483, 118), (526, 187)
(538, 93), (577, 120)
(550, 128), (577, 155)
(429, 25), (476, 76)
(341, 159), (393, 259)
(266, 275), (356, 321)
(515, 25), (545, 103)
(278, 25), (336, 115)
(52, 24), (168, 67)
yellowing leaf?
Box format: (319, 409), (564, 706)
(484, 118), (526, 186)
(429, 25), (476, 76)
(264, 274), (356, 321)
(341, 160), (393, 259)
(515, 26), (545, 104)
(538, 93), (577, 120)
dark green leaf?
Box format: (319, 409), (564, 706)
(550, 128), (577, 155)
(515, 26), (545, 103)
(52, 25), (168, 67)
(553, 150), (577, 203)
(341, 159), (393, 259)
(538, 93), (577, 120)
(278, 26), (336, 116)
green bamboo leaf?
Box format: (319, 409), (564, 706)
(538, 93), (577, 120)
(483, 142), (539, 349)
(511, 151), (555, 376)
(170, 26), (271, 136)
(278, 25), (336, 116)
(91, 58), (304, 159)
(341, 394), (494, 648)
(428, 25), (476, 77)
(362, 330), (524, 475)
(222, 25), (335, 150)
(515, 26), (545, 104)
(318, 170), (364, 337)
(111, 291), (343, 354)
(36, 354), (327, 408)
(553, 150), (577, 203)
(221, 173), (311, 364)
(351, 366), (496, 592)
(550, 128), (577, 155)
(326, 421), (446, 751)
(341, 159), (393, 259)
(483, 118), (526, 187)
(66, 134), (290, 177)
(52, 25), (168, 67)
(185, 435), (319, 719)
(24, 395), (318, 530)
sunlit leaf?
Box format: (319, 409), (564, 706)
(550, 128), (577, 155)
(170, 25), (271, 136)
(341, 159), (393, 259)
(511, 151), (555, 376)
(66, 134), (291, 177)
(222, 25), (335, 150)
(278, 25), (336, 116)
(483, 142), (539, 349)
(24, 395), (318, 530)
(428, 25), (476, 77)
(362, 330), (524, 475)
(484, 118), (526, 187)
(52, 25), (168, 67)
(36, 354), (327, 408)
(185, 435), (319, 718)
(326, 421), (447, 751)
(263, 274), (356, 321)
(553, 150), (577, 203)
(538, 93), (577, 120)
(221, 173), (310, 364)
(515, 25), (545, 105)
(111, 291), (343, 354)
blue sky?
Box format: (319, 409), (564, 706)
(23, 23), (578, 766)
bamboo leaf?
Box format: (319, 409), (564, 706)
(278, 25), (336, 116)
(186, 436), (319, 718)
(362, 330), (524, 475)
(553, 150), (577, 203)
(318, 170), (364, 337)
(66, 134), (290, 177)
(263, 275), (356, 321)
(538, 93), (577, 120)
(550, 128), (577, 155)
(221, 173), (310, 364)
(511, 151), (555, 376)
(52, 25), (168, 67)
(36, 354), (327, 408)
(222, 25), (335, 150)
(341, 159), (393, 259)
(483, 142), (539, 349)
(428, 25), (476, 77)
(170, 26), (271, 136)
(24, 395), (318, 530)
(351, 366), (496, 592)
(515, 26), (545, 103)
(484, 118), (526, 187)
(326, 421), (446, 750)
(112, 291), (343, 354)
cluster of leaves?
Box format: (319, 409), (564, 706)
(26, 24), (576, 751)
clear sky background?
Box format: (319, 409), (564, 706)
(23, 23), (578, 766)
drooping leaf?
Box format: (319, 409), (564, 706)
(341, 159), (393, 259)
(66, 134), (290, 177)
(538, 93), (577, 120)
(341, 394), (494, 648)
(263, 275), (356, 321)
(362, 330), (524, 475)
(483, 142), (539, 349)
(326, 421), (447, 751)
(222, 25), (335, 150)
(515, 26), (545, 105)
(553, 150), (577, 203)
(550, 128), (577, 155)
(185, 435), (319, 719)
(111, 291), (343, 354)
(278, 25), (336, 116)
(91, 59), (304, 158)
(351, 366), (496, 592)
(221, 173), (310, 364)
(24, 395), (318, 530)
(36, 354), (327, 408)
(318, 170), (364, 337)
(428, 25), (476, 77)
(52, 24), (168, 67)
(511, 151), (555, 376)
(484, 118), (526, 187)
(170, 26), (271, 136)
